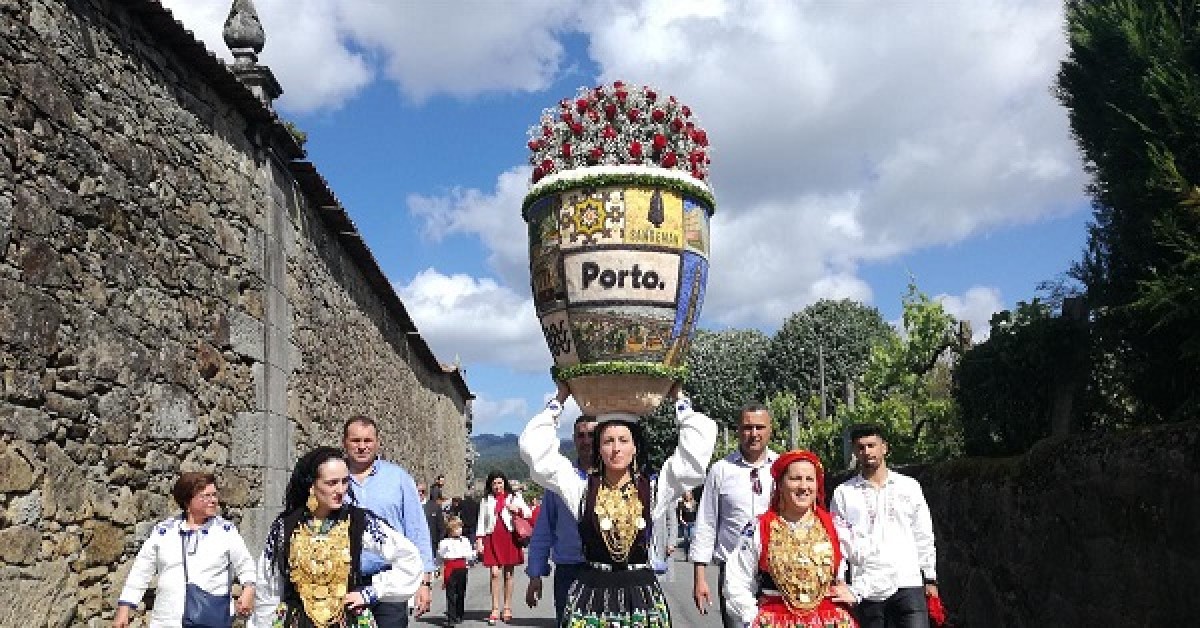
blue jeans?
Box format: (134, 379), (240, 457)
(553, 563), (583, 625)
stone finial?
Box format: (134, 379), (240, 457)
(223, 0), (266, 65)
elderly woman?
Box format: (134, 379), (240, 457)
(519, 383), (717, 627)
(252, 447), (424, 628)
(724, 450), (858, 628)
(473, 470), (531, 624)
(115, 471), (256, 628)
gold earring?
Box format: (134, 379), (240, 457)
(306, 490), (318, 513)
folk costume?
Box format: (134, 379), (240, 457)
(519, 396), (717, 627)
(251, 505), (424, 628)
(725, 451), (857, 628)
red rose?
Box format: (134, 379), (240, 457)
(571, 122), (584, 135)
(542, 126), (552, 138)
(645, 88), (657, 101)
(541, 159), (554, 172)
(576, 98), (589, 112)
(652, 133), (667, 151)
(562, 143), (572, 158)
(690, 167), (704, 180)
(694, 130), (709, 146)
(671, 117), (684, 131)
(629, 141), (643, 159)
(604, 103), (617, 119)
(661, 151), (678, 167)
(616, 90), (628, 102)
(587, 110), (600, 122)
(527, 140), (540, 151)
(682, 105), (692, 117)
(627, 108), (640, 121)
(689, 149), (704, 164)
(589, 147), (603, 162)
(602, 125), (617, 140)
(560, 111), (573, 123)
(651, 109), (666, 122)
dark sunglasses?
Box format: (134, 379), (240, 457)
(750, 468), (762, 495)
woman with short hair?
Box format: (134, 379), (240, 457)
(114, 472), (256, 628)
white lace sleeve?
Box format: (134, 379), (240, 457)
(519, 400), (587, 519)
(362, 517), (424, 602)
(651, 398), (718, 523)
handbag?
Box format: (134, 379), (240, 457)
(180, 531), (233, 628)
(510, 512), (534, 547)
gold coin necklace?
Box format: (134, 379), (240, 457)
(289, 517), (352, 627)
(593, 478), (645, 563)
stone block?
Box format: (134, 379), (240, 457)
(264, 364), (287, 417)
(264, 412), (294, 470)
(0, 403), (54, 441)
(146, 383), (197, 441)
(41, 442), (92, 523)
(0, 560), (77, 628)
(229, 309), (265, 362)
(19, 236), (65, 287)
(0, 279), (63, 355)
(82, 521), (124, 567)
(230, 411), (266, 467)
(0, 442), (38, 492)
(44, 391), (86, 419)
(6, 491), (42, 526)
(0, 525), (40, 565)
(196, 339), (224, 380)
(0, 195), (11, 257)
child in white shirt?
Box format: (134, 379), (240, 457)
(437, 517), (476, 626)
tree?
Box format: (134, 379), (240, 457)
(955, 300), (1088, 456)
(844, 284), (964, 463)
(759, 299), (893, 413)
(1056, 0), (1200, 421)
(684, 329), (770, 428)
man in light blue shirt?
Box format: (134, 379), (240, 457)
(344, 415), (435, 628)
(524, 414), (596, 624)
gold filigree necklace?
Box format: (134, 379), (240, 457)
(593, 478), (645, 563)
(289, 517), (352, 627)
(767, 510), (835, 612)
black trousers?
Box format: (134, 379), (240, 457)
(445, 568), (468, 622)
(855, 586), (930, 628)
(372, 601), (409, 628)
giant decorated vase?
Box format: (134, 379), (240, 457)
(523, 82), (713, 416)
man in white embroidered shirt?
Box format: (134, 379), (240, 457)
(690, 401), (778, 628)
(832, 423), (939, 628)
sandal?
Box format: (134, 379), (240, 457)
(502, 607), (514, 623)
(487, 612), (499, 625)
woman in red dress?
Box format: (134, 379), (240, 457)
(724, 450), (859, 627)
(473, 470), (531, 624)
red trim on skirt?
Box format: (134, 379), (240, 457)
(753, 594), (858, 628)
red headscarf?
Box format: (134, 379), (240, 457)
(769, 449), (827, 511)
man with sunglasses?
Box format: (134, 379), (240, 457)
(690, 402), (778, 628)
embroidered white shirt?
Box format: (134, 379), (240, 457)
(830, 470), (937, 601)
(117, 515), (257, 628)
(688, 449), (779, 565)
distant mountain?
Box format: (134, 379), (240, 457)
(471, 433), (573, 482)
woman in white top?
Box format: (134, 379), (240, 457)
(115, 472), (257, 627)
(519, 382), (717, 627)
(473, 470), (532, 624)
(251, 447), (424, 628)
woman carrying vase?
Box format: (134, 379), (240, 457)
(251, 447), (424, 628)
(724, 450), (858, 628)
(473, 470), (531, 624)
(519, 382), (717, 627)
(115, 472), (257, 627)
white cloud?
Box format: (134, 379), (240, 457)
(397, 269), (549, 372)
(471, 395), (529, 425)
(407, 167), (532, 287)
(938, 286), (1005, 342)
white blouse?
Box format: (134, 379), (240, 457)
(474, 493), (531, 538)
(117, 515), (257, 628)
(437, 536), (477, 562)
(250, 513), (423, 628)
(518, 397), (717, 546)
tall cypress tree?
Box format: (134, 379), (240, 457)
(1056, 0), (1200, 421)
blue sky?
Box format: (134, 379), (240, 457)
(166, 0), (1090, 436)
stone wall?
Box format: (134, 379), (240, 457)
(906, 421), (1199, 627)
(0, 1), (471, 625)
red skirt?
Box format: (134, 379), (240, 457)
(753, 595), (857, 628)
(481, 523), (523, 567)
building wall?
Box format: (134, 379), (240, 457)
(0, 1), (470, 625)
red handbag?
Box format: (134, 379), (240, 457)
(511, 513), (534, 547)
(927, 593), (947, 627)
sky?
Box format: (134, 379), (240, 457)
(163, 0), (1091, 436)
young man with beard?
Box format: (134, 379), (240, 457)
(524, 414), (597, 624)
(690, 402), (779, 628)
(343, 416), (435, 627)
(832, 424), (939, 628)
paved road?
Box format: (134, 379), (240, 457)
(410, 548), (723, 627)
